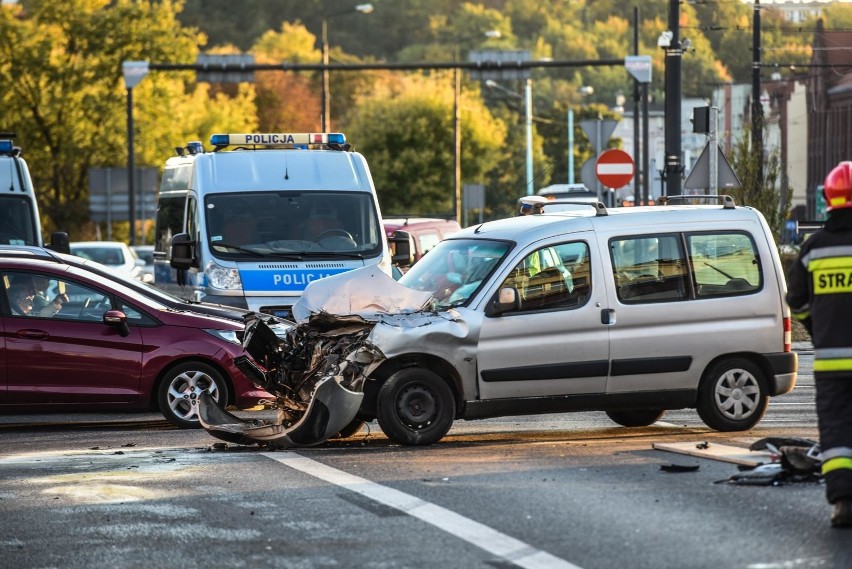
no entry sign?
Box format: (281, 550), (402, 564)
(595, 149), (635, 189)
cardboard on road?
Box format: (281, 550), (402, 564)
(653, 441), (774, 467)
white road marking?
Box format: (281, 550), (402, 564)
(263, 452), (583, 569)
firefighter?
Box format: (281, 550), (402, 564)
(787, 160), (852, 528)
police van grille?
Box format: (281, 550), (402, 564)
(257, 262), (347, 269)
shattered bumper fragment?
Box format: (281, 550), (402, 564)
(197, 377), (364, 447)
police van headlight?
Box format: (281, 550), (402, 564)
(205, 260), (242, 290)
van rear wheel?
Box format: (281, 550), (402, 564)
(697, 358), (768, 431)
(377, 368), (455, 446)
(605, 409), (665, 427)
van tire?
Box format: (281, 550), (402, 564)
(377, 368), (455, 446)
(605, 409), (666, 427)
(158, 361), (229, 429)
(697, 358), (768, 431)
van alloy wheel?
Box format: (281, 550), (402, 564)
(697, 357), (768, 432)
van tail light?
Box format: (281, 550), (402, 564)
(783, 317), (792, 352)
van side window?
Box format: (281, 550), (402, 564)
(499, 241), (590, 313)
(154, 195), (185, 255)
(186, 196), (198, 244)
(611, 235), (688, 303)
(688, 232), (761, 297)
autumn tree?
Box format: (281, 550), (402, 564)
(347, 73), (506, 218)
(0, 0), (256, 238)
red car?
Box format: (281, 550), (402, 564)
(0, 247), (271, 427)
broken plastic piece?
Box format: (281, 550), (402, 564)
(197, 378), (364, 448)
(660, 463), (700, 473)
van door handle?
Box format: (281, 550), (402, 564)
(600, 309), (616, 325)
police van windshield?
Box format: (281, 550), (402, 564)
(205, 191), (383, 259)
(0, 195), (39, 246)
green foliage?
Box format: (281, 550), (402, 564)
(347, 74), (505, 217)
(728, 126), (792, 242)
(0, 0), (256, 238)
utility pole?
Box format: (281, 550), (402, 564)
(752, 0), (764, 186)
(663, 0), (683, 196)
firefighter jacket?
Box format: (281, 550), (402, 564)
(786, 209), (852, 376)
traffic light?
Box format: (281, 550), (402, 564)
(692, 106), (710, 134)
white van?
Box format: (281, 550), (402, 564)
(201, 196), (800, 448)
(154, 133), (390, 319)
(0, 134), (69, 254)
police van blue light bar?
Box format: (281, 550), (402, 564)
(210, 133), (346, 147)
(0, 139), (14, 154)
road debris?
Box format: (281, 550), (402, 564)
(654, 438), (823, 486)
(660, 463), (701, 473)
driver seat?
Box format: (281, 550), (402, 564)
(302, 202), (344, 241)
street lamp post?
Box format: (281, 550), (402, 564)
(486, 78), (534, 195)
(321, 3), (373, 132)
(122, 61), (149, 247)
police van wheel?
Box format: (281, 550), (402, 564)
(697, 358), (768, 432)
(157, 362), (229, 429)
(605, 409), (666, 427)
(376, 368), (455, 446)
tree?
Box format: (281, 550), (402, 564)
(729, 127), (791, 242)
(347, 73), (505, 217)
(251, 22), (321, 131)
(0, 0), (257, 238)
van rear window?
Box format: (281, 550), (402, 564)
(610, 231), (761, 304)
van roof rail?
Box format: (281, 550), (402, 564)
(655, 194), (736, 209)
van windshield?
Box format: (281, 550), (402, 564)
(0, 195), (39, 246)
(399, 238), (511, 308)
(205, 191), (383, 259)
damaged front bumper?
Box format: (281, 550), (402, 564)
(197, 377), (364, 447)
(198, 310), (384, 448)
(197, 266), (439, 448)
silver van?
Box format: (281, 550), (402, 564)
(199, 198), (798, 447)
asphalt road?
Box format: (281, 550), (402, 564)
(1, 348), (848, 569)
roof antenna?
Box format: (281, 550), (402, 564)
(283, 154), (289, 180)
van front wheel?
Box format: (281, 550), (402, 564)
(377, 368), (455, 446)
(697, 358), (768, 431)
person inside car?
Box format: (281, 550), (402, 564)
(8, 275), (67, 316)
(8, 283), (34, 315)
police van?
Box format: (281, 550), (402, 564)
(154, 132), (390, 319)
(0, 133), (69, 254)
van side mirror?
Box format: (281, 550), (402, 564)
(170, 232), (196, 271)
(485, 287), (521, 317)
(46, 231), (70, 255)
(390, 230), (415, 267)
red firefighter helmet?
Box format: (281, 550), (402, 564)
(824, 161), (852, 211)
